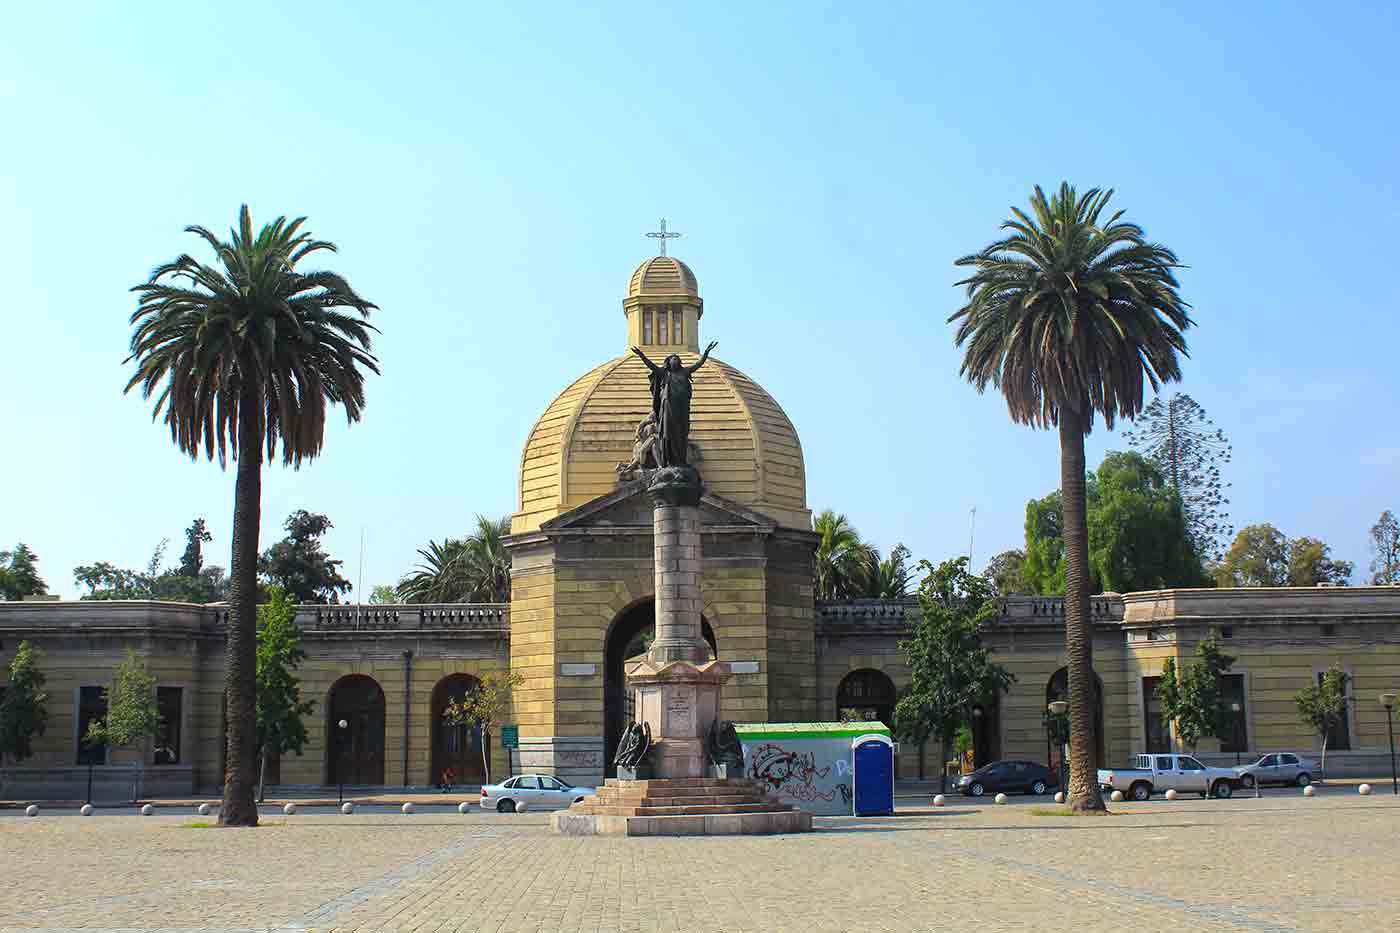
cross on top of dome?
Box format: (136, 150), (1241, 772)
(645, 218), (681, 256)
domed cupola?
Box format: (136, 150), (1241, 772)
(624, 254), (702, 353)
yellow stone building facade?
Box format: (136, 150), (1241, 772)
(3, 253), (1400, 798)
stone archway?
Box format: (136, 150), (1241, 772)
(429, 674), (487, 786)
(1046, 667), (1105, 770)
(836, 668), (896, 727)
(327, 675), (386, 786)
(603, 597), (716, 777)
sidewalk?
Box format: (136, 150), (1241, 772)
(0, 786), (487, 809)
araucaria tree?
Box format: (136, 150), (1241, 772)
(894, 558), (1014, 793)
(1123, 393), (1232, 562)
(260, 510), (353, 603)
(1295, 665), (1350, 780)
(125, 206), (378, 825)
(1370, 510), (1400, 585)
(1154, 634), (1235, 753)
(0, 641), (48, 764)
(0, 544), (49, 601)
(951, 183), (1192, 811)
(85, 650), (162, 802)
(255, 587), (316, 801)
(442, 671), (524, 784)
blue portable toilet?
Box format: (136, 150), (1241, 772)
(851, 733), (895, 816)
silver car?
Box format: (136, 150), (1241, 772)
(1233, 753), (1316, 788)
(479, 774), (596, 812)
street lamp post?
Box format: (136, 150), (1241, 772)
(1230, 702), (1243, 766)
(337, 718), (349, 804)
(1381, 695), (1397, 796)
(1048, 701), (1069, 793)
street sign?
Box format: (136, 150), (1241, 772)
(500, 725), (519, 749)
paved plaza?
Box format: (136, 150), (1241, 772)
(2, 789), (1398, 932)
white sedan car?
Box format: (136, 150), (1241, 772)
(480, 774), (595, 812)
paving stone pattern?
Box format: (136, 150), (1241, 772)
(2, 793), (1399, 932)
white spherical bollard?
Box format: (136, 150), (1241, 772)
(401, 802), (415, 814)
(141, 804), (154, 816)
(196, 803), (211, 816)
(932, 794), (946, 807)
(1303, 784), (1315, 797)
(80, 803), (94, 816)
(514, 800), (529, 813)
(1053, 791), (1065, 804)
(1110, 790), (1124, 803)
(458, 801), (472, 814)
(994, 793), (1008, 805)
(25, 804), (39, 817)
(341, 802), (355, 815)
(1165, 789), (1178, 801)
(283, 802), (297, 816)
(1359, 783), (1372, 796)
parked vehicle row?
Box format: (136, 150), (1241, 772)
(1098, 753), (1241, 800)
(479, 774), (595, 812)
(1232, 753), (1315, 788)
(956, 760), (1059, 797)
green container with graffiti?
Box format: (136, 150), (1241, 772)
(734, 722), (892, 815)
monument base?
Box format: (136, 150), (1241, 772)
(625, 656), (730, 779)
(551, 777), (814, 836)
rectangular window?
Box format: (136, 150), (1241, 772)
(1142, 677), (1170, 753)
(1318, 671), (1351, 750)
(673, 309), (683, 345)
(77, 686), (107, 765)
(642, 310), (652, 344)
(155, 686), (182, 764)
(1218, 674), (1248, 753)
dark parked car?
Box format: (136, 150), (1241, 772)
(956, 760), (1059, 797)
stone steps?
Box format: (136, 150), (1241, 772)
(571, 801), (792, 816)
(553, 809), (814, 836)
(583, 793), (771, 807)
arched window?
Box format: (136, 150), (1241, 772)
(836, 669), (896, 727)
(430, 674), (486, 786)
(327, 675), (386, 786)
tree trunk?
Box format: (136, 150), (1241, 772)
(939, 738), (949, 795)
(1320, 732), (1329, 783)
(481, 728), (491, 786)
(1060, 408), (1107, 812)
(220, 389), (263, 827)
(257, 748), (266, 803)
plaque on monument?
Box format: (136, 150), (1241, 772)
(665, 686), (696, 736)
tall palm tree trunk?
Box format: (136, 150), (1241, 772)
(1060, 408), (1106, 812)
(220, 394), (263, 827)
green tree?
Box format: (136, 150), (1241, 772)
(125, 206), (379, 825)
(894, 557), (1015, 793)
(368, 584), (398, 604)
(75, 537), (228, 603)
(1214, 524), (1353, 586)
(259, 510), (353, 604)
(849, 543), (913, 598)
(1370, 510), (1400, 585)
(1088, 451), (1207, 592)
(255, 587), (315, 801)
(460, 515), (512, 602)
(397, 538), (471, 603)
(85, 650), (162, 802)
(983, 549), (1028, 596)
(951, 183), (1192, 811)
(1021, 492), (1071, 596)
(1286, 537), (1353, 587)
(1154, 634), (1236, 754)
(397, 516), (512, 604)
(178, 518), (212, 577)
(0, 641), (48, 764)
(1295, 665), (1350, 780)
(812, 510), (871, 600)
(442, 671), (524, 784)
(1122, 393), (1233, 561)
(0, 544), (49, 601)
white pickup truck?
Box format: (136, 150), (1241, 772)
(1097, 753), (1242, 801)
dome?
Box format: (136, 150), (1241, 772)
(514, 351), (809, 533)
(628, 256), (699, 299)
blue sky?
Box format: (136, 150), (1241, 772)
(3, 1), (1397, 596)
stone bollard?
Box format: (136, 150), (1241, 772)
(994, 793), (1008, 805)
(1054, 791), (1065, 804)
(341, 802), (355, 815)
(458, 801), (472, 814)
(401, 802), (415, 814)
(141, 804), (154, 816)
(1165, 789), (1178, 800)
(1359, 783), (1372, 796)
(1303, 785), (1315, 797)
(1110, 790), (1124, 802)
(283, 803), (297, 816)
(80, 803), (94, 816)
(25, 804), (39, 817)
(197, 803), (211, 816)
(932, 794), (946, 807)
(515, 800), (529, 813)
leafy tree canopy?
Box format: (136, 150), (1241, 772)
(1296, 665), (1350, 777)
(442, 670), (524, 783)
(259, 510), (352, 604)
(0, 544), (49, 601)
(178, 518), (212, 577)
(983, 549), (1028, 596)
(368, 584), (398, 604)
(1154, 634), (1235, 752)
(85, 649), (161, 751)
(0, 641), (48, 763)
(1213, 524), (1353, 587)
(1368, 510), (1399, 585)
(74, 534), (229, 603)
(256, 587), (315, 762)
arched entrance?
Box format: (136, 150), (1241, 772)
(603, 598), (716, 777)
(836, 669), (896, 727)
(327, 675), (386, 786)
(430, 674), (487, 786)
(970, 690), (1002, 768)
(1046, 667), (1105, 770)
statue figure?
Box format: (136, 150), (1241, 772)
(614, 721), (652, 772)
(615, 412), (661, 480)
(705, 719), (744, 771)
(630, 341), (718, 469)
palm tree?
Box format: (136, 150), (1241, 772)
(397, 516), (512, 604)
(462, 515), (511, 602)
(397, 538), (471, 603)
(813, 510), (870, 600)
(126, 206), (378, 826)
(850, 544), (913, 598)
(950, 183), (1190, 812)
